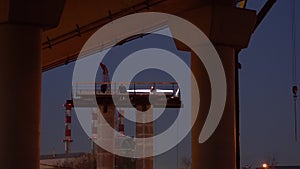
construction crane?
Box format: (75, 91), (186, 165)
(100, 62), (125, 134)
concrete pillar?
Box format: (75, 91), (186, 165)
(136, 105), (154, 169)
(0, 24), (41, 169)
(97, 104), (115, 169)
(191, 46), (237, 169)
(173, 4), (256, 169)
(0, 1), (64, 168)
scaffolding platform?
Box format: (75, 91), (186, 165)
(72, 82), (182, 108)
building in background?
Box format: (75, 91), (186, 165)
(40, 152), (96, 169)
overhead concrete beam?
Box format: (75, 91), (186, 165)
(0, 0), (9, 23)
(177, 5), (256, 49)
(210, 6), (256, 49)
(40, 0), (256, 71)
(0, 0), (65, 29)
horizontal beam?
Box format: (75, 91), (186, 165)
(73, 94), (182, 108)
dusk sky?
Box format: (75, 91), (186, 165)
(41, 0), (300, 168)
(239, 0), (300, 167)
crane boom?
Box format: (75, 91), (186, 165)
(99, 62), (111, 93)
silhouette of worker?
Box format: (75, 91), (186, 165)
(150, 85), (156, 94)
(118, 84), (127, 93)
(101, 84), (107, 93)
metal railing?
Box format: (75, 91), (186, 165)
(73, 81), (179, 97)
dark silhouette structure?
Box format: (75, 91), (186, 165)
(0, 0), (274, 168)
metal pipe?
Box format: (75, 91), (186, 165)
(254, 0), (277, 32)
(235, 49), (241, 169)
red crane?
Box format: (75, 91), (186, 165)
(99, 62), (111, 93)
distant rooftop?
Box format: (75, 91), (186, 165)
(40, 152), (86, 160)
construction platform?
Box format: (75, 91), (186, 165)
(72, 82), (182, 108)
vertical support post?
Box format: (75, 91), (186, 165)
(97, 104), (115, 169)
(136, 105), (153, 169)
(0, 2), (64, 168)
(191, 46), (236, 169)
(235, 50), (241, 168)
(0, 24), (42, 169)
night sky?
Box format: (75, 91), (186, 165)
(240, 0), (300, 167)
(41, 0), (300, 168)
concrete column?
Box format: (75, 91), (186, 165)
(191, 46), (236, 169)
(174, 4), (255, 168)
(0, 24), (41, 169)
(136, 105), (154, 169)
(97, 104), (115, 169)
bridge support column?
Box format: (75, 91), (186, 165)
(136, 105), (154, 169)
(0, 1), (64, 168)
(0, 24), (42, 169)
(172, 5), (256, 169)
(97, 104), (115, 169)
(191, 46), (237, 169)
